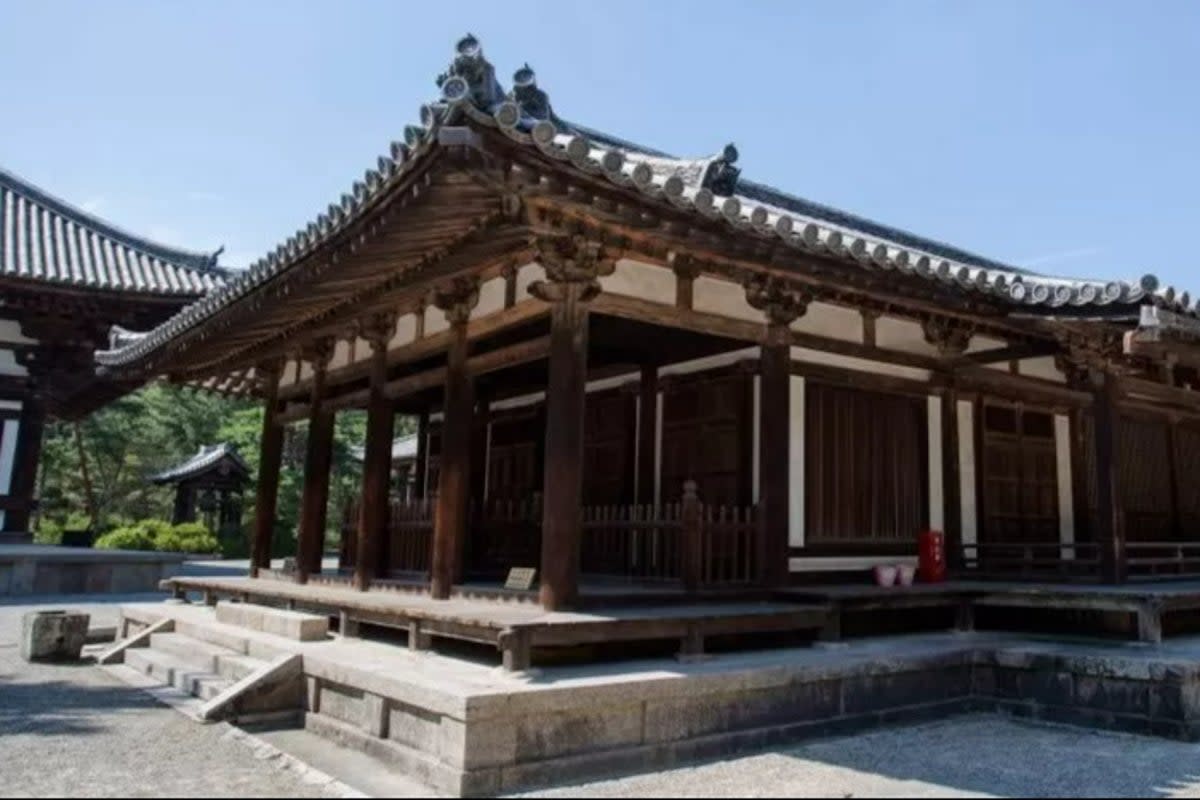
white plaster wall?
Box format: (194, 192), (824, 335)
(957, 400), (978, 549)
(424, 304), (449, 336)
(789, 375), (806, 548)
(390, 313), (417, 349)
(330, 340), (353, 371)
(1055, 414), (1076, 558)
(791, 347), (932, 383)
(693, 276), (764, 323)
(0, 417), (20, 530)
(515, 262), (545, 300)
(876, 316), (939, 357)
(472, 277), (507, 320)
(0, 319), (35, 346)
(928, 396), (945, 531)
(969, 335), (1014, 373)
(0, 348), (27, 377)
(1020, 357), (1068, 384)
(299, 361), (314, 383)
(791, 302), (863, 343)
(600, 259), (676, 305)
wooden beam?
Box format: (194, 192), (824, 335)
(278, 335), (553, 423)
(954, 342), (1057, 368)
(1116, 375), (1200, 413)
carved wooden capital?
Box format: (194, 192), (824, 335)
(359, 310), (398, 351)
(303, 337), (336, 374)
(532, 234), (615, 286)
(922, 317), (974, 358)
(743, 275), (811, 327)
(1054, 330), (1125, 385)
(432, 277), (481, 325)
(669, 252), (703, 281)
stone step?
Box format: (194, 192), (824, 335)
(149, 631), (240, 672)
(171, 615), (298, 663)
(148, 632), (266, 682)
(215, 601), (329, 642)
(124, 647), (231, 699)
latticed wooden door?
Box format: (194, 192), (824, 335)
(980, 403), (1059, 544)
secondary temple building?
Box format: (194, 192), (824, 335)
(98, 37), (1200, 610)
(0, 168), (224, 541)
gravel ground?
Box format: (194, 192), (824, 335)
(9, 569), (1200, 797)
(0, 594), (335, 798)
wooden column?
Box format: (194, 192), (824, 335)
(251, 363), (283, 578)
(745, 276), (809, 588)
(356, 318), (397, 591)
(636, 365), (658, 505)
(758, 330), (791, 587)
(466, 388), (492, 575)
(296, 342), (335, 584)
(5, 393), (45, 534)
(1091, 370), (1126, 583)
(532, 236), (611, 611)
(430, 280), (479, 600)
(414, 409), (429, 499)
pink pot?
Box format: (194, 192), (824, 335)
(874, 565), (898, 588)
(897, 564), (916, 587)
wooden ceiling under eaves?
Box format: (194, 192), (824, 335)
(163, 146), (534, 381)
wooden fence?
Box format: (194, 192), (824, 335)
(581, 481), (760, 589)
(958, 541), (1102, 581)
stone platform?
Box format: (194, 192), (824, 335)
(0, 545), (184, 596)
(113, 600), (1200, 796)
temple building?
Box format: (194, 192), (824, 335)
(151, 443), (250, 538)
(0, 168), (225, 541)
(97, 36), (1200, 612)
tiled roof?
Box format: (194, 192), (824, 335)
(96, 35), (1196, 371)
(0, 167), (226, 296)
(150, 443), (250, 484)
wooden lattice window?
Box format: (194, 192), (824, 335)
(979, 403), (1059, 545)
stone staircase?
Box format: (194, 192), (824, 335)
(102, 603), (312, 723)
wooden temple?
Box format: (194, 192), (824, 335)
(0, 167), (224, 542)
(98, 36), (1200, 612)
(151, 443), (250, 536)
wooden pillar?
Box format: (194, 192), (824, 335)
(251, 364), (284, 578)
(1091, 371), (1126, 583)
(356, 320), (396, 591)
(430, 281), (479, 600)
(414, 409), (429, 499)
(531, 236), (610, 611)
(745, 275), (809, 588)
(1167, 418), (1183, 541)
(636, 365), (658, 505)
(5, 394), (45, 534)
(296, 342), (335, 584)
(466, 388), (491, 575)
(758, 329), (791, 587)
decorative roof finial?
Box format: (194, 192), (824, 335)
(437, 33), (503, 109)
(702, 142), (741, 197)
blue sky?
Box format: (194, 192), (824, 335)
(2, 1), (1197, 290)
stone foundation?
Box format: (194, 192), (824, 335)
(0, 546), (183, 596)
(113, 603), (1200, 796)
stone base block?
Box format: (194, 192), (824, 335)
(22, 610), (90, 661)
(215, 601), (329, 641)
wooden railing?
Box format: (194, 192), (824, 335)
(581, 482), (760, 589)
(958, 541), (1102, 581)
(1126, 542), (1200, 580)
(387, 499), (434, 575)
(581, 502), (684, 583)
(470, 498), (542, 576)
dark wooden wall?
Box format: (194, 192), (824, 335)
(660, 371), (753, 506)
(804, 381), (929, 549)
(977, 403), (1059, 545)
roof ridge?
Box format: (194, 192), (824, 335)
(0, 166), (224, 274)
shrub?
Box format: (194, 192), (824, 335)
(160, 522), (221, 554)
(94, 526), (156, 551)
